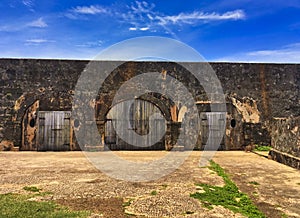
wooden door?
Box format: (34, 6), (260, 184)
(200, 112), (225, 150)
(37, 111), (71, 151)
(105, 100), (166, 150)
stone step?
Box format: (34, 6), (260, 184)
(172, 145), (185, 151)
(84, 145), (104, 152)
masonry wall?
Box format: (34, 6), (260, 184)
(0, 59), (86, 148)
(0, 59), (299, 154)
(212, 63), (300, 120)
(269, 117), (300, 169)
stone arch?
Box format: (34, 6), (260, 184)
(103, 97), (170, 121)
(20, 100), (39, 151)
(15, 93), (40, 124)
(91, 61), (209, 150)
(11, 93), (41, 147)
(104, 98), (167, 150)
(96, 92), (176, 123)
(96, 93), (178, 150)
(15, 91), (75, 150)
(95, 61), (206, 122)
(178, 106), (187, 122)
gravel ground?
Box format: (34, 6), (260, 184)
(1, 151), (300, 217)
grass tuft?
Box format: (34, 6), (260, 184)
(150, 190), (157, 196)
(190, 160), (266, 218)
(122, 198), (134, 207)
(254, 146), (272, 152)
(23, 186), (41, 192)
(249, 181), (260, 186)
(0, 193), (90, 218)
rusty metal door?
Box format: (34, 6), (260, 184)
(37, 111), (71, 151)
(105, 100), (166, 150)
(200, 112), (225, 150)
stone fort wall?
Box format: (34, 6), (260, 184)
(0, 59), (299, 166)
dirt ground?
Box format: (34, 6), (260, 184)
(1, 151), (300, 217)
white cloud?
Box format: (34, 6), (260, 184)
(75, 40), (104, 48)
(25, 39), (55, 45)
(26, 39), (47, 43)
(0, 18), (47, 32)
(131, 1), (155, 14)
(129, 27), (149, 31)
(157, 10), (245, 25)
(140, 27), (149, 31)
(66, 1), (246, 36)
(129, 27), (137, 31)
(72, 5), (108, 15)
(214, 43), (300, 63)
(22, 0), (34, 8)
(147, 14), (154, 20)
(27, 18), (48, 28)
(121, 1), (245, 34)
(22, 0), (35, 12)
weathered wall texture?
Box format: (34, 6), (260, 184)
(0, 59), (85, 149)
(270, 117), (300, 169)
(212, 63), (300, 120)
(0, 59), (299, 159)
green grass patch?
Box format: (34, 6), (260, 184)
(150, 190), (157, 196)
(23, 186), (41, 192)
(0, 193), (90, 218)
(249, 181), (260, 186)
(190, 160), (266, 218)
(36, 191), (54, 196)
(23, 186), (53, 197)
(122, 199), (134, 207)
(254, 146), (272, 152)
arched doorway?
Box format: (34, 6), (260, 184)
(104, 99), (167, 150)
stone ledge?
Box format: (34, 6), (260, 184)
(83, 145), (105, 152)
(269, 149), (300, 170)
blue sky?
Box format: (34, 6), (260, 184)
(0, 0), (299, 62)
